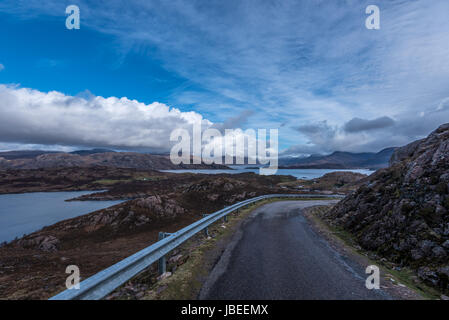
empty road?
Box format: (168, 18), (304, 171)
(200, 200), (391, 300)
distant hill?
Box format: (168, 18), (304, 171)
(0, 150), (63, 160)
(70, 148), (116, 156)
(279, 148), (396, 169)
(0, 149), (115, 159)
(0, 150), (61, 160)
(0, 151), (229, 171)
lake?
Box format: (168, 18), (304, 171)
(0, 191), (123, 243)
(161, 168), (375, 180)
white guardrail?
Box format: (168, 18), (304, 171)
(50, 193), (342, 300)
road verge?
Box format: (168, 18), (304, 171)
(303, 205), (442, 300)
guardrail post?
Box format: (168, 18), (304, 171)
(223, 214), (228, 223)
(202, 214), (210, 237)
(158, 232), (168, 275)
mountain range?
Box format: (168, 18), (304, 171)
(279, 148), (396, 170)
(0, 147), (397, 171)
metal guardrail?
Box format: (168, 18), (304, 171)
(50, 193), (342, 300)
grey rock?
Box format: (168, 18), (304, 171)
(417, 267), (440, 286)
(432, 246), (447, 258)
(157, 272), (172, 282)
(411, 249), (423, 261)
(418, 240), (435, 255)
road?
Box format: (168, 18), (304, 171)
(199, 200), (391, 300)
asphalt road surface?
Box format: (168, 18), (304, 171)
(200, 200), (391, 300)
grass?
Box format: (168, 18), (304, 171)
(94, 175), (165, 185)
(386, 267), (442, 300)
(94, 179), (132, 185)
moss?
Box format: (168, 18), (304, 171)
(94, 179), (132, 185)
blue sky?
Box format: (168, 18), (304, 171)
(0, 0), (449, 155)
(0, 11), (188, 107)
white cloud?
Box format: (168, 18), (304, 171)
(0, 64), (4, 71)
(283, 108), (449, 156)
(0, 84), (271, 159)
(0, 84), (211, 152)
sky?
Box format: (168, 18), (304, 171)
(0, 0), (448, 156)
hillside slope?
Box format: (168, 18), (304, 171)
(0, 150), (60, 160)
(324, 124), (449, 293)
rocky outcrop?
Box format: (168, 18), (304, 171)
(135, 195), (186, 219)
(13, 195), (187, 252)
(181, 178), (259, 206)
(17, 235), (60, 252)
(389, 139), (424, 166)
(296, 171), (367, 193)
(76, 196), (186, 231)
(183, 178), (245, 193)
(325, 124), (449, 293)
